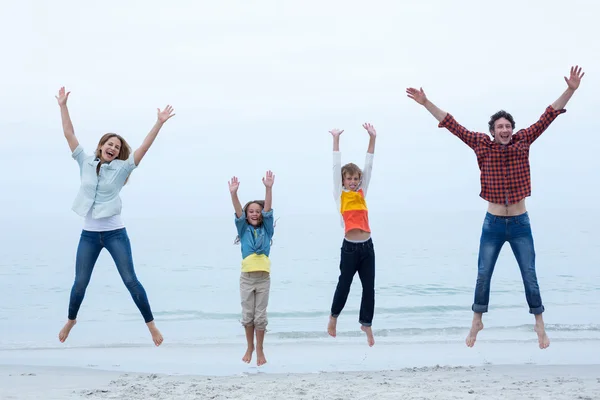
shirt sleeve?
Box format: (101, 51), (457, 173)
(235, 212), (249, 237)
(110, 151), (138, 184)
(513, 105), (567, 145)
(261, 209), (275, 238)
(123, 151), (138, 173)
(71, 145), (88, 168)
(333, 151), (343, 201)
(438, 113), (489, 150)
(360, 152), (374, 198)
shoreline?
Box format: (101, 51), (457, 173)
(2, 338), (599, 376)
(2, 363), (599, 400)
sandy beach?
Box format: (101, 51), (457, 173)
(2, 363), (599, 400)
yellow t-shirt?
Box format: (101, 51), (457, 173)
(241, 253), (271, 273)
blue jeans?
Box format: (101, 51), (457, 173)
(473, 212), (544, 315)
(68, 228), (154, 323)
(330, 238), (376, 326)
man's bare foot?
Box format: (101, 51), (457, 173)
(360, 325), (375, 347)
(466, 320), (484, 347)
(327, 316), (337, 337)
(58, 319), (77, 343)
(535, 323), (550, 349)
(256, 346), (267, 366)
(146, 321), (163, 346)
(242, 346), (254, 363)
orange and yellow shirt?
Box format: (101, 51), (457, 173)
(333, 151), (374, 234)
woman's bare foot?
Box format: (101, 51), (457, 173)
(256, 346), (267, 366)
(327, 316), (337, 337)
(146, 321), (163, 346)
(535, 323), (550, 349)
(242, 346), (254, 363)
(58, 319), (77, 343)
(466, 319), (484, 347)
(360, 325), (375, 347)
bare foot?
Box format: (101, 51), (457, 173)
(58, 319), (77, 343)
(327, 316), (337, 337)
(146, 321), (163, 346)
(242, 346), (254, 363)
(256, 347), (267, 366)
(360, 325), (375, 347)
(535, 323), (550, 349)
(466, 320), (484, 347)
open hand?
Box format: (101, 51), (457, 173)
(157, 105), (176, 123)
(406, 87), (427, 105)
(228, 176), (240, 193)
(262, 170), (275, 188)
(362, 123), (376, 137)
(564, 65), (585, 90)
(329, 129), (344, 137)
(55, 86), (70, 106)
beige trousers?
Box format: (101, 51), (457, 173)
(240, 271), (270, 330)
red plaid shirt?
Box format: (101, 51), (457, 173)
(438, 105), (566, 205)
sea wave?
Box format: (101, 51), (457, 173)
(151, 304), (526, 321)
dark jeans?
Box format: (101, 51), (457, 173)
(330, 238), (376, 326)
(473, 212), (545, 315)
(68, 228), (154, 323)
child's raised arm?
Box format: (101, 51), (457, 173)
(330, 129), (343, 200)
(361, 123), (376, 196)
(262, 170), (274, 212)
(228, 176), (243, 218)
(363, 123), (376, 154)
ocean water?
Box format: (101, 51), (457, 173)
(1, 210), (599, 374)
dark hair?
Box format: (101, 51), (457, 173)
(488, 110), (515, 133)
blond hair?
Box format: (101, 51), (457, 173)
(341, 162), (362, 180)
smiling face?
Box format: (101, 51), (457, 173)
(95, 133), (131, 163)
(99, 136), (122, 162)
(246, 202), (264, 227)
(488, 110), (516, 145)
(492, 117), (514, 145)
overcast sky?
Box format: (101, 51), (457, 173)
(1, 0), (598, 219)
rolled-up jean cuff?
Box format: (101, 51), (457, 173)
(529, 305), (545, 315)
(472, 304), (488, 313)
(359, 321), (372, 327)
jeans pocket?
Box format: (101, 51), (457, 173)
(341, 246), (357, 255)
(482, 218), (494, 231)
(517, 215), (531, 226)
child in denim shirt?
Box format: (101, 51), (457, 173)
(229, 170), (275, 366)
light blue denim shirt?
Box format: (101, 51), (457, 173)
(71, 145), (137, 219)
(235, 209), (275, 259)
